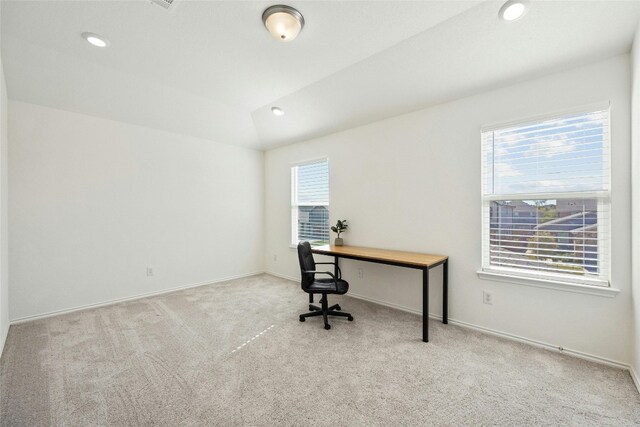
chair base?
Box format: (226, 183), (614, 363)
(308, 303), (341, 311)
(299, 294), (353, 329)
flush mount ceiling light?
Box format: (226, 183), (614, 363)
(262, 5), (305, 42)
(499, 0), (529, 21)
(271, 106), (285, 116)
(81, 32), (110, 48)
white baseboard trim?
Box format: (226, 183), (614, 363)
(443, 316), (629, 370)
(348, 291), (422, 316)
(10, 271), (266, 325)
(346, 291), (630, 371)
(0, 323), (8, 359)
(265, 270), (299, 283)
(630, 366), (640, 394)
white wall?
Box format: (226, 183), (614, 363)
(631, 25), (640, 384)
(0, 51), (9, 353)
(265, 55), (633, 366)
(8, 101), (264, 320)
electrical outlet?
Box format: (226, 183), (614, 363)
(483, 291), (493, 305)
(358, 268), (364, 279)
(147, 267), (154, 277)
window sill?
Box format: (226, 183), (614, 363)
(289, 243), (328, 249)
(476, 270), (620, 298)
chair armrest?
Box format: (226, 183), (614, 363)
(302, 270), (339, 292)
(314, 262), (342, 279)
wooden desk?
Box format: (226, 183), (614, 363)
(311, 245), (448, 342)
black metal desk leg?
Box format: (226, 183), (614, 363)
(443, 260), (448, 324)
(423, 267), (429, 342)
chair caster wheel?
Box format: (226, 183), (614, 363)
(335, 305), (341, 311)
(299, 316), (305, 322)
(324, 324), (331, 330)
(347, 316), (354, 321)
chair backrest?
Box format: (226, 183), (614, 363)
(297, 241), (316, 290)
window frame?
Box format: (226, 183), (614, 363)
(291, 157), (330, 247)
(478, 104), (615, 295)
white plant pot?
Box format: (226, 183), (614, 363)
(334, 238), (344, 246)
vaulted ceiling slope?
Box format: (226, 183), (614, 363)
(2, 1), (640, 150)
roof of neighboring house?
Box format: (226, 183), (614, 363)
(534, 211), (596, 231)
(570, 224), (598, 233)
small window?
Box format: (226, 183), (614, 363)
(291, 159), (329, 246)
(481, 108), (610, 287)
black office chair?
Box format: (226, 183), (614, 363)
(297, 241), (353, 330)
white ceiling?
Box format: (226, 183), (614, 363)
(2, 1), (640, 150)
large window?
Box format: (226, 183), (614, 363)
(481, 108), (610, 287)
(291, 159), (329, 246)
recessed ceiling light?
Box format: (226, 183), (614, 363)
(499, 0), (529, 22)
(262, 5), (305, 42)
(271, 106), (284, 116)
(81, 32), (110, 48)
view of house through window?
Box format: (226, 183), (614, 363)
(490, 198), (599, 275)
(291, 159), (329, 246)
(482, 108), (610, 285)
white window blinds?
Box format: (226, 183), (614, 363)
(481, 108), (610, 286)
(291, 159), (329, 245)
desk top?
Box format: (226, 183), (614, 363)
(311, 245), (448, 269)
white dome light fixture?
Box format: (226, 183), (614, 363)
(499, 0), (529, 21)
(262, 5), (305, 42)
(81, 32), (110, 48)
(271, 106), (285, 116)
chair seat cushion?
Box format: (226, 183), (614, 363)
(308, 278), (349, 294)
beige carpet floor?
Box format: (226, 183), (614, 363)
(1, 274), (639, 426)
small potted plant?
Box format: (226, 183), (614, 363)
(331, 220), (348, 246)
